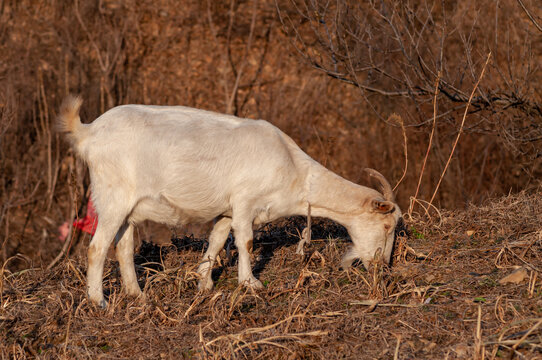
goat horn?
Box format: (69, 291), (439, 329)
(364, 168), (395, 202)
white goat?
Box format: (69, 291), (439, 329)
(57, 96), (402, 308)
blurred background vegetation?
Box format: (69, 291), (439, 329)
(0, 0), (540, 269)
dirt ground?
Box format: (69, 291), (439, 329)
(1, 189), (540, 359)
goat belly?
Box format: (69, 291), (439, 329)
(128, 196), (222, 226)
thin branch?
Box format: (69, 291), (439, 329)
(517, 0), (542, 32)
(391, 114), (408, 192)
(409, 72), (440, 216)
(429, 52), (492, 206)
(226, 0), (258, 115)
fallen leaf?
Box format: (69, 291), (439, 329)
(466, 230), (475, 236)
(499, 267), (528, 284)
(351, 299), (379, 312)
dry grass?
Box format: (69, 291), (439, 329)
(1, 190), (540, 359)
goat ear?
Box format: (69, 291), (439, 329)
(371, 199), (395, 214)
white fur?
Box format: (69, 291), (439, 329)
(58, 98), (402, 307)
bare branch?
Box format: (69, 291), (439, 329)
(517, 0), (542, 32)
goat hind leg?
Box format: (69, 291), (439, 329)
(115, 223), (142, 298)
(87, 216), (126, 308)
(197, 216), (232, 291)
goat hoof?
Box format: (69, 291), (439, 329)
(125, 287), (143, 298)
(98, 299), (107, 309)
(134, 292), (147, 304)
(198, 279), (214, 292)
(88, 292), (107, 309)
(241, 277), (264, 290)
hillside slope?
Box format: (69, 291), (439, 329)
(1, 190), (540, 358)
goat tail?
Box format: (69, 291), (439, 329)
(57, 95), (86, 148)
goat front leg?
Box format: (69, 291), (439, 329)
(231, 217), (263, 289)
(197, 216), (232, 291)
(115, 223), (143, 298)
(296, 203), (312, 255)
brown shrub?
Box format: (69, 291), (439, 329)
(0, 0), (540, 269)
